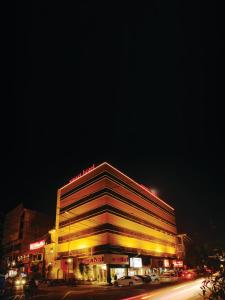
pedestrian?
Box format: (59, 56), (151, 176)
(114, 274), (117, 281)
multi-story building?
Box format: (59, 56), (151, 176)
(2, 203), (53, 276)
(54, 162), (177, 283)
(0, 212), (4, 272)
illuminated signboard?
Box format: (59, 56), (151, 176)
(164, 259), (170, 267)
(173, 260), (183, 267)
(30, 240), (45, 250)
(130, 257), (142, 268)
(80, 255), (104, 265)
(111, 255), (129, 265)
(69, 164), (95, 182)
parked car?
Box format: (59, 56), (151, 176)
(135, 275), (146, 282)
(149, 273), (160, 282)
(159, 272), (178, 283)
(135, 275), (152, 283)
(114, 276), (143, 286)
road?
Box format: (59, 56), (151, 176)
(121, 278), (204, 300)
(5, 278), (205, 300)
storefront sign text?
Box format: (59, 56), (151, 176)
(81, 255), (104, 265)
(30, 240), (45, 250)
(69, 164), (95, 182)
(111, 255), (129, 264)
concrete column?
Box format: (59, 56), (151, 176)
(106, 264), (111, 284)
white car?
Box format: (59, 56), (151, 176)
(114, 276), (143, 286)
(149, 273), (160, 282)
(159, 272), (178, 283)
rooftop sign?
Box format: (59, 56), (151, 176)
(69, 164), (95, 183)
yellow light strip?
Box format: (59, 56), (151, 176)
(58, 212), (176, 246)
(58, 232), (176, 255)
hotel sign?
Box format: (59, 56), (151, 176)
(69, 164), (95, 182)
(29, 240), (45, 250)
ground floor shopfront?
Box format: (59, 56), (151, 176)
(56, 254), (176, 283)
(3, 240), (45, 279)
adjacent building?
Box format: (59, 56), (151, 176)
(1, 203), (53, 276)
(53, 162), (177, 282)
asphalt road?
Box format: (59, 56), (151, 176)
(5, 278), (205, 300)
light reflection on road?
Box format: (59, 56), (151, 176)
(122, 278), (204, 300)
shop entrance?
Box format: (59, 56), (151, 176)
(110, 267), (126, 281)
(83, 264), (107, 283)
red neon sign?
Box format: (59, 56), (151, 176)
(30, 240), (45, 250)
(69, 164), (95, 182)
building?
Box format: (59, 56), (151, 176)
(2, 203), (53, 276)
(0, 212), (4, 272)
(54, 162), (177, 283)
(176, 233), (190, 261)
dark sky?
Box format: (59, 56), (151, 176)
(3, 2), (225, 247)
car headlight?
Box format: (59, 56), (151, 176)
(21, 279), (26, 284)
(15, 280), (21, 285)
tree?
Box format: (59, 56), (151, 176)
(201, 269), (225, 299)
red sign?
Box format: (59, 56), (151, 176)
(80, 255), (104, 265)
(111, 255), (129, 264)
(30, 240), (45, 250)
(69, 164), (95, 182)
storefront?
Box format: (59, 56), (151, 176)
(77, 254), (129, 283)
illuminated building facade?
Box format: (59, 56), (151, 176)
(55, 162), (177, 283)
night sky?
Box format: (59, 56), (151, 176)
(3, 2), (225, 248)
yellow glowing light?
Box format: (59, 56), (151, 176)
(58, 232), (175, 255)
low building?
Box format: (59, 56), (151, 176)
(53, 162), (177, 283)
(1, 203), (53, 277)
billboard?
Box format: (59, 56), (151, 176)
(130, 257), (142, 268)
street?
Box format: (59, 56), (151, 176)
(6, 278), (205, 300)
